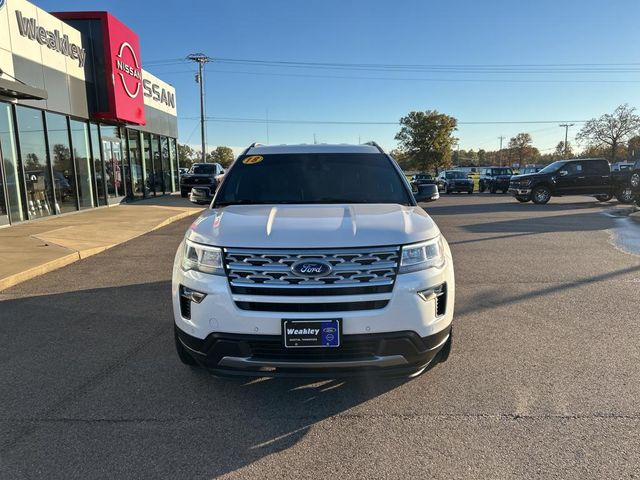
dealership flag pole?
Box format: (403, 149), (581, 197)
(187, 54), (212, 162)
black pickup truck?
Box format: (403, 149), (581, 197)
(508, 158), (635, 204)
(630, 160), (640, 203)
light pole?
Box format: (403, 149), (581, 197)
(498, 136), (505, 166)
(559, 123), (574, 159)
(187, 53), (212, 162)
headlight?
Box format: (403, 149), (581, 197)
(181, 239), (224, 275)
(631, 173), (640, 188)
(399, 236), (445, 274)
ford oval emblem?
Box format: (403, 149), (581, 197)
(291, 260), (332, 278)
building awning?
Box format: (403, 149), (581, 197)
(0, 77), (48, 101)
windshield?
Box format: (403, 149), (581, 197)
(538, 161), (567, 174)
(416, 175), (432, 180)
(190, 164), (216, 175)
(214, 153), (413, 206)
(492, 168), (513, 175)
(445, 171), (468, 179)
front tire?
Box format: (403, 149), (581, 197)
(438, 329), (453, 363)
(615, 187), (634, 204)
(532, 186), (551, 204)
(175, 328), (198, 366)
(595, 194), (613, 202)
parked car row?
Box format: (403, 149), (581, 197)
(409, 158), (639, 205)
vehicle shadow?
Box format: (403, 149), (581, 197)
(461, 211), (617, 235)
(0, 281), (411, 479)
(427, 196), (617, 216)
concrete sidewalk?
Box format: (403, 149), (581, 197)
(0, 195), (203, 291)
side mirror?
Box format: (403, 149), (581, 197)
(559, 170), (568, 176)
(414, 184), (439, 203)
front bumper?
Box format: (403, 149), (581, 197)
(189, 187), (213, 203)
(508, 187), (532, 196)
(449, 183), (474, 191)
(172, 239), (455, 375)
(176, 325), (451, 376)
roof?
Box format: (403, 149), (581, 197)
(246, 144), (382, 155)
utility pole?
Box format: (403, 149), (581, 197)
(498, 136), (505, 166)
(559, 123), (574, 159)
(187, 53), (211, 162)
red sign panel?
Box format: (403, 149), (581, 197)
(54, 12), (146, 125)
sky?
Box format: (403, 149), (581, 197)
(36, 0), (640, 155)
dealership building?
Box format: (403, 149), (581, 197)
(0, 0), (179, 227)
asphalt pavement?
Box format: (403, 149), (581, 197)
(1, 194), (639, 479)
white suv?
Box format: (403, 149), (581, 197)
(172, 143), (455, 376)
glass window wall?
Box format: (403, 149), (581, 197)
(15, 106), (54, 218)
(151, 134), (164, 194)
(127, 129), (144, 198)
(46, 112), (77, 214)
(89, 123), (106, 206)
(169, 138), (178, 193)
(101, 125), (126, 199)
(70, 120), (95, 209)
(0, 102), (24, 224)
(161, 136), (171, 194)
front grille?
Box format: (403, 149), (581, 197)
(224, 246), (400, 312)
(224, 246), (400, 291)
(248, 339), (380, 360)
(235, 300), (389, 312)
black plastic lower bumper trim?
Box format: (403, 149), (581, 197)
(175, 325), (451, 377)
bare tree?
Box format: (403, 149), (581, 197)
(576, 104), (640, 161)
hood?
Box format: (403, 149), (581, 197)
(511, 174), (536, 181)
(187, 204), (440, 249)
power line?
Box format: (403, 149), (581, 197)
(179, 115), (589, 126)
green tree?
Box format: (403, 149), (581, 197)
(576, 104), (640, 162)
(209, 146), (235, 168)
(177, 144), (196, 168)
(394, 110), (458, 174)
(507, 133), (538, 166)
(555, 141), (573, 158)
(627, 135), (640, 160)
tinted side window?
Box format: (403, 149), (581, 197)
(565, 162), (584, 175)
(585, 161), (610, 175)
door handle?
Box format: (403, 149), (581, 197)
(577, 176), (586, 179)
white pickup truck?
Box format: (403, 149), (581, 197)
(172, 143), (455, 377)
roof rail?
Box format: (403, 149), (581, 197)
(239, 142), (264, 156)
(363, 141), (385, 154)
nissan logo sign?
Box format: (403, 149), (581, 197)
(115, 41), (141, 99)
(291, 260), (333, 278)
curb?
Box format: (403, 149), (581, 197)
(0, 209), (199, 292)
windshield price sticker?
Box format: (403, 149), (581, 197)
(242, 156), (263, 165)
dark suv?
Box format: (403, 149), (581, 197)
(179, 163), (224, 198)
(410, 173), (436, 190)
(479, 167), (514, 193)
(437, 170), (474, 194)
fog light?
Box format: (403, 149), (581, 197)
(180, 285), (207, 303)
(417, 283), (447, 317)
